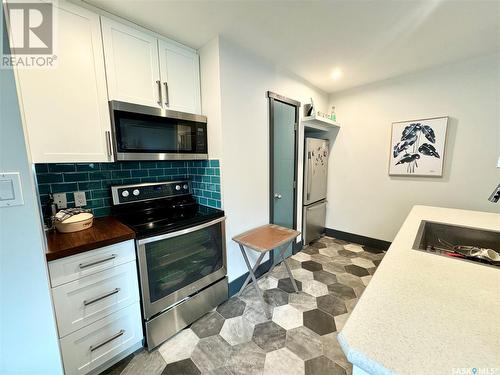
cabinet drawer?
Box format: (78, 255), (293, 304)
(60, 303), (143, 375)
(52, 261), (140, 338)
(48, 240), (136, 287)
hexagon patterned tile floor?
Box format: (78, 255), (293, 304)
(99, 236), (385, 375)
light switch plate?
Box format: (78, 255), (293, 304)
(0, 172), (23, 207)
(74, 191), (87, 207)
(53, 193), (67, 209)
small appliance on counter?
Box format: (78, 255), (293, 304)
(111, 180), (227, 350)
(303, 137), (329, 244)
(54, 209), (94, 233)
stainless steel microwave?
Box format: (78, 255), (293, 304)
(109, 101), (208, 161)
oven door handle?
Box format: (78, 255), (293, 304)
(137, 216), (226, 245)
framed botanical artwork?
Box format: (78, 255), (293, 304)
(389, 116), (448, 176)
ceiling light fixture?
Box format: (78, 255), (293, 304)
(331, 68), (342, 80)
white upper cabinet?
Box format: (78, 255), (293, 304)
(101, 18), (201, 114)
(101, 17), (161, 108)
(13, 1), (112, 163)
(158, 40), (201, 114)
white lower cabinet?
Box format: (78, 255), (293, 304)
(48, 240), (136, 288)
(52, 262), (140, 338)
(48, 241), (143, 375)
(59, 303), (142, 375)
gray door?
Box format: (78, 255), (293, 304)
(269, 93), (299, 263)
(304, 138), (329, 205)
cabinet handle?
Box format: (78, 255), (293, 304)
(89, 329), (125, 352)
(156, 80), (162, 106)
(105, 131), (112, 158)
(163, 82), (169, 107)
(79, 254), (116, 269)
(83, 288), (121, 306)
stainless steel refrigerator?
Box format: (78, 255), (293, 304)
(303, 138), (329, 244)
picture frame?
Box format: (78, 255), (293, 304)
(389, 116), (448, 177)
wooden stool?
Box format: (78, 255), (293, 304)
(232, 224), (300, 317)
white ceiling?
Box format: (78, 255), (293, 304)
(84, 0), (500, 93)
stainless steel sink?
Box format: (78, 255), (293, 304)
(413, 221), (500, 268)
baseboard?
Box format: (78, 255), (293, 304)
(228, 258), (273, 297)
(325, 228), (391, 251)
(293, 239), (303, 254)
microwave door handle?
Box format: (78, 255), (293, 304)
(156, 80), (163, 107)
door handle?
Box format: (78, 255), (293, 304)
(156, 80), (162, 106)
(274, 193), (282, 199)
(307, 151), (312, 201)
(163, 82), (169, 107)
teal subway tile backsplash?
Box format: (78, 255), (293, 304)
(187, 160), (222, 209)
(35, 160), (222, 218)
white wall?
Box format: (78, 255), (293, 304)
(204, 37), (329, 281)
(327, 54), (500, 242)
(0, 21), (63, 375)
(199, 37), (223, 160)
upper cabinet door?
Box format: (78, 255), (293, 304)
(13, 1), (112, 163)
(101, 17), (161, 108)
(158, 40), (201, 114)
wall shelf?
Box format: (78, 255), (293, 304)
(302, 115), (341, 132)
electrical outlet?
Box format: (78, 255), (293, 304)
(53, 193), (67, 209)
(74, 191), (87, 207)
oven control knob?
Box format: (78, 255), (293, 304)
(121, 190), (129, 198)
(133, 189), (140, 196)
(183, 184), (188, 190)
(175, 185), (181, 191)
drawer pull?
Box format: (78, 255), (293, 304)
(89, 329), (125, 352)
(79, 254), (116, 269)
(83, 288), (121, 306)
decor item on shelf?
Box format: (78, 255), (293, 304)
(389, 116), (448, 176)
(304, 97), (315, 117)
(330, 106), (337, 121)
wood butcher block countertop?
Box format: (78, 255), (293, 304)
(46, 217), (135, 261)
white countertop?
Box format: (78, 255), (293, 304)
(338, 205), (500, 375)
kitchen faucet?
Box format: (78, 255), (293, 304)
(488, 183), (500, 203)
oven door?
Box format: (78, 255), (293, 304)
(109, 101), (208, 161)
(136, 217), (226, 319)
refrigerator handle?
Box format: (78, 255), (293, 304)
(307, 151), (312, 201)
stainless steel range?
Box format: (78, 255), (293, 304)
(111, 180), (228, 350)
